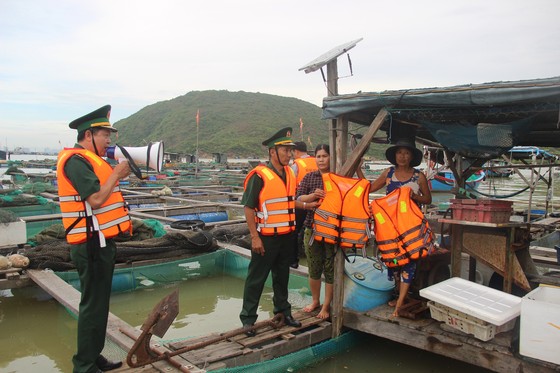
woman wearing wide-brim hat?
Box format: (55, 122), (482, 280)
(369, 138), (431, 205)
(359, 137), (432, 317)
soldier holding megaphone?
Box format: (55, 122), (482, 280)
(56, 105), (129, 373)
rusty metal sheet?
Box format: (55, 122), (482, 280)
(142, 289), (179, 338)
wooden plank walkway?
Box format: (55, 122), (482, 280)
(529, 245), (559, 268)
(343, 304), (559, 373)
(167, 311), (330, 371)
(0, 267), (31, 290)
(26, 268), (331, 372)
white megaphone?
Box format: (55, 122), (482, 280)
(106, 141), (164, 179)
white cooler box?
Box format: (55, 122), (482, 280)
(520, 285), (560, 365)
(0, 219), (27, 247)
(420, 277), (521, 341)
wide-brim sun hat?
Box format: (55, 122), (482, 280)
(385, 138), (423, 167)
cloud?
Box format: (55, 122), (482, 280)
(1, 0), (559, 150)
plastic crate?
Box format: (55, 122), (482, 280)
(451, 199), (512, 223)
(427, 301), (516, 341)
(420, 277), (521, 341)
(450, 199), (513, 207)
(520, 286), (560, 365)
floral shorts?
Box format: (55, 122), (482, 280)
(304, 227), (335, 283)
(387, 261), (417, 284)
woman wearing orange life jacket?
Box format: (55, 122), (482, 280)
(363, 138), (432, 317)
(295, 144), (333, 319)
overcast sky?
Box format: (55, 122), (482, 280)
(1, 0), (559, 151)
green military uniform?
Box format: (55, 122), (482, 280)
(239, 162), (295, 325)
(65, 148), (117, 373)
(59, 105), (123, 373)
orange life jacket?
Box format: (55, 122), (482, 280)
(313, 173), (372, 248)
(57, 148), (132, 246)
(294, 156), (318, 185)
(370, 186), (433, 267)
(244, 164), (296, 235)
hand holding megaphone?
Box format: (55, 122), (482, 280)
(113, 160), (131, 180)
(106, 142), (164, 179)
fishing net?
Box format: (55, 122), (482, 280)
(419, 116), (534, 159)
(24, 229), (219, 271)
(20, 182), (57, 195)
(4, 166), (24, 175)
(142, 218), (167, 238)
(27, 224), (67, 246)
(100, 338), (128, 369)
(0, 209), (20, 224)
(4, 167), (29, 184)
(115, 231), (218, 262)
(209, 224), (251, 249)
(0, 194), (49, 207)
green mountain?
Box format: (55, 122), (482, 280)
(113, 90), (331, 158)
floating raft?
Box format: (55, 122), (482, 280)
(26, 268), (332, 372)
(165, 311), (331, 371)
(343, 303), (559, 373)
(0, 267), (31, 290)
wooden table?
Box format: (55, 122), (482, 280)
(438, 218), (530, 293)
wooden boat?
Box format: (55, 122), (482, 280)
(428, 170), (486, 192)
(485, 160), (513, 178)
(508, 146), (558, 161)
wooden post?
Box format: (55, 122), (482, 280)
(331, 109), (389, 338)
(336, 117), (348, 172)
(503, 227), (515, 293)
(545, 166), (552, 216)
(450, 224), (463, 277)
(327, 60), (338, 173)
(339, 108), (389, 177)
(331, 249), (345, 338)
(329, 118), (337, 172)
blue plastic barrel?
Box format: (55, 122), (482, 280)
(170, 211), (228, 223)
(343, 255), (395, 312)
(67, 273), (136, 293)
(111, 272), (136, 292)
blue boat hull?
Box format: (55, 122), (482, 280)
(429, 171), (485, 192)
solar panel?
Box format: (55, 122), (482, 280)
(298, 38), (363, 74)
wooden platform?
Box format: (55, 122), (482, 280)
(0, 267), (31, 290)
(529, 245), (559, 268)
(26, 268), (331, 372)
(165, 311), (330, 371)
(343, 304), (559, 373)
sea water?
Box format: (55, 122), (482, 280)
(1, 253), (489, 373)
(1, 159), (558, 372)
